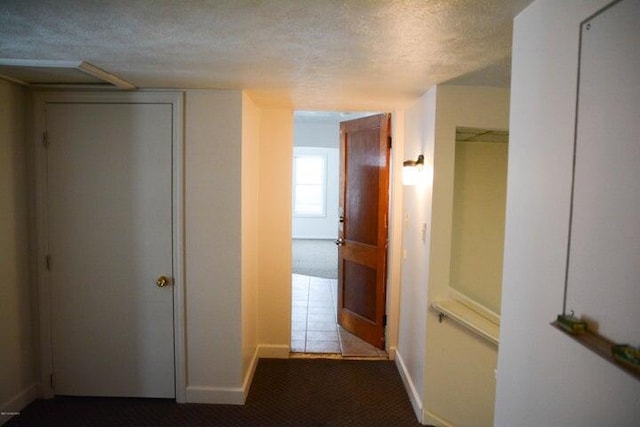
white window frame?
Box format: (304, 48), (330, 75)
(293, 150), (328, 218)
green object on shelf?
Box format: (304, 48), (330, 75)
(612, 345), (640, 370)
(556, 313), (588, 334)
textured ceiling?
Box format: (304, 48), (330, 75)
(0, 0), (533, 109)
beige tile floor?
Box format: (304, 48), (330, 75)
(291, 274), (387, 358)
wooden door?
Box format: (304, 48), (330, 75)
(337, 114), (390, 349)
(46, 102), (175, 397)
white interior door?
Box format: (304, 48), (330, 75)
(46, 102), (175, 398)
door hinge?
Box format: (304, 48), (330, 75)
(50, 373), (55, 390)
(383, 314), (387, 327)
(42, 131), (48, 147)
(45, 254), (51, 271)
(387, 136), (392, 149)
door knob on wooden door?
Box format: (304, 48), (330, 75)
(155, 275), (171, 287)
(335, 238), (345, 246)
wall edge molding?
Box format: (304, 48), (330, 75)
(1, 382), (40, 426)
(394, 350), (423, 424)
(242, 347), (260, 400)
(423, 409), (453, 427)
(185, 385), (245, 405)
(257, 344), (290, 359)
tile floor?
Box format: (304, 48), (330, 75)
(291, 274), (387, 358)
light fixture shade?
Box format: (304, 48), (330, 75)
(402, 154), (424, 186)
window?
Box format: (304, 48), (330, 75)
(293, 154), (326, 216)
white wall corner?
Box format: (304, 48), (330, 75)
(394, 350), (423, 424)
(0, 383), (40, 426)
(242, 346), (260, 401)
(257, 344), (290, 359)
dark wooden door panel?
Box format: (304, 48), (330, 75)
(345, 128), (381, 246)
(337, 113), (390, 349)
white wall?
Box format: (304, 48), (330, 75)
(398, 85), (510, 426)
(184, 90), (245, 404)
(292, 146), (339, 239)
(292, 119), (340, 239)
(241, 93), (260, 390)
(0, 80), (39, 424)
(426, 85), (509, 426)
(293, 120), (339, 148)
(1, 88), (282, 411)
(396, 87), (436, 421)
(450, 140), (507, 314)
(257, 108), (293, 357)
(495, 1), (640, 425)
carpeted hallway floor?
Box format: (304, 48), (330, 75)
(292, 239), (338, 279)
(5, 359), (421, 426)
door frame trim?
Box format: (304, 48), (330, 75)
(33, 91), (186, 402)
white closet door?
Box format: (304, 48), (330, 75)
(47, 102), (175, 398)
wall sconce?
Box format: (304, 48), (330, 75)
(403, 154), (424, 186)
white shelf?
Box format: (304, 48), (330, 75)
(431, 300), (500, 345)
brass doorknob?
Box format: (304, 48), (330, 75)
(156, 275), (171, 287)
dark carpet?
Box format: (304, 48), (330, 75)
(6, 359), (420, 426)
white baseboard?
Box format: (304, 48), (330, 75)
(185, 385), (245, 405)
(242, 346), (260, 401)
(423, 410), (453, 427)
(185, 344), (289, 406)
(387, 346), (397, 360)
(1, 382), (40, 426)
(394, 350), (423, 424)
(257, 344), (290, 359)
(186, 347), (258, 406)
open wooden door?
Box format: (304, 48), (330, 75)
(337, 113), (390, 349)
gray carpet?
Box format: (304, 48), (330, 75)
(6, 359), (421, 426)
(292, 239), (338, 279)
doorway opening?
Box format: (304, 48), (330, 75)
(291, 111), (387, 358)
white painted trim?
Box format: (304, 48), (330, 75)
(76, 61), (136, 89)
(0, 58), (85, 68)
(0, 59), (135, 89)
(430, 300), (500, 345)
(33, 90), (185, 401)
(186, 345), (265, 405)
(394, 350), (423, 424)
(292, 148), (328, 218)
(242, 347), (260, 400)
(423, 410), (454, 427)
(33, 92), (52, 399)
(185, 386), (246, 405)
(170, 92), (187, 403)
(257, 344), (291, 359)
(387, 345), (397, 361)
(448, 288), (500, 325)
(0, 383), (40, 426)
(386, 110), (404, 356)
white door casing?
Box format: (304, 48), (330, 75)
(34, 92), (185, 401)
